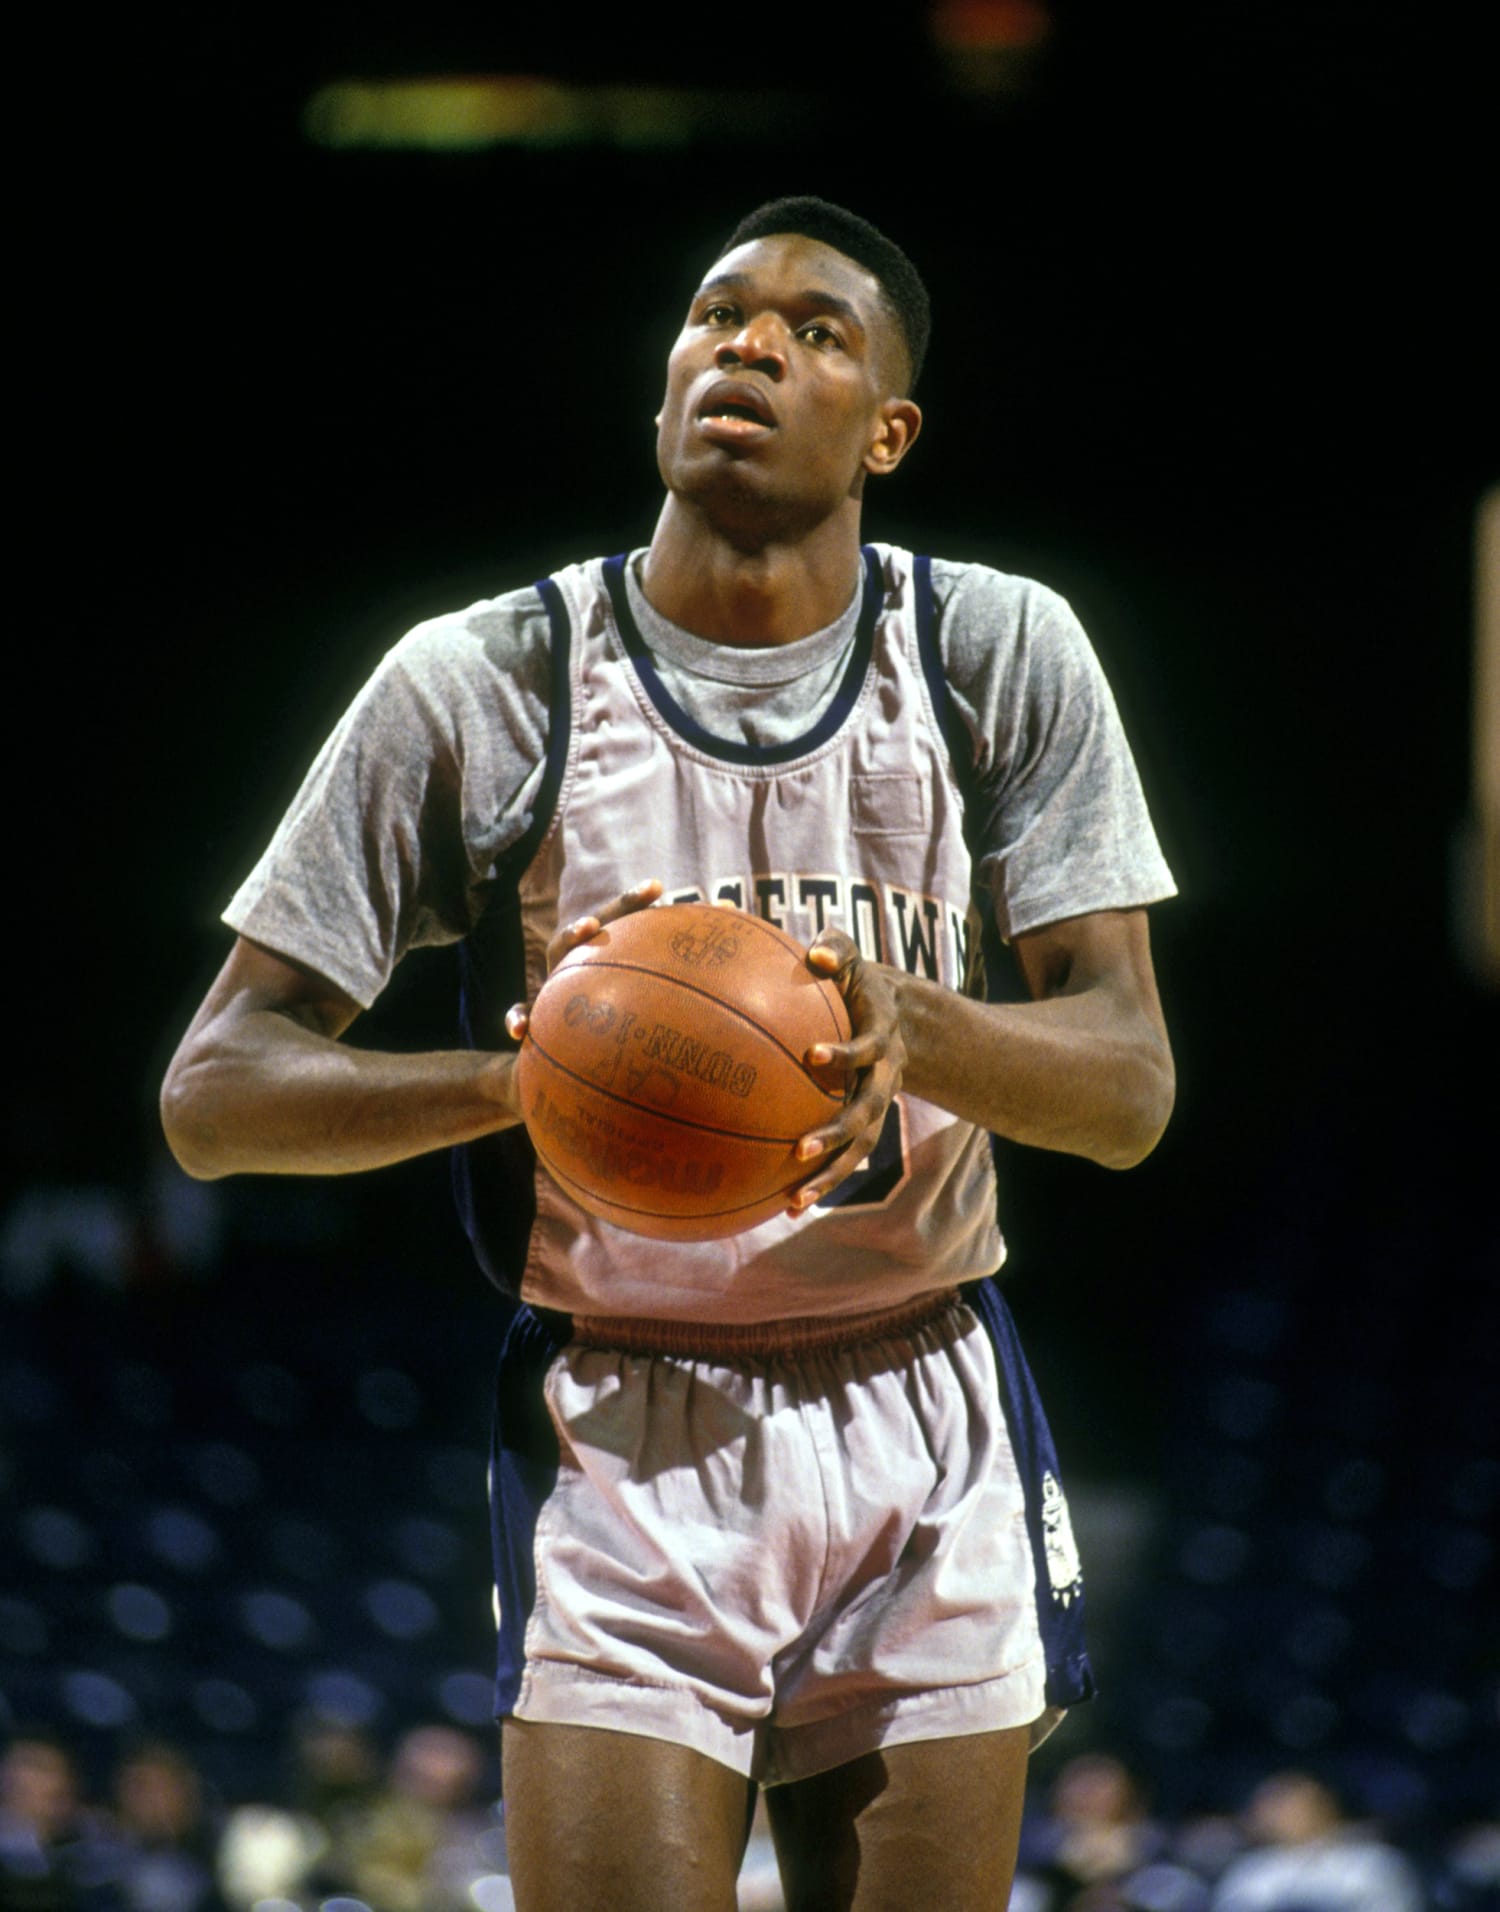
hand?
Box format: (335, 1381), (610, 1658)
(502, 878), (665, 1047)
(787, 928), (907, 1213)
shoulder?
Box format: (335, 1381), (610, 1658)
(383, 582), (557, 695)
(924, 555), (1093, 675)
(339, 581), (562, 759)
(895, 552), (1109, 758)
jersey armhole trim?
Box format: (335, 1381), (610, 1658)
(914, 554), (1013, 1001)
(491, 576), (573, 882)
(913, 553), (978, 816)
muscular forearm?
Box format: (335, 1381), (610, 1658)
(891, 970), (1175, 1169)
(161, 1009), (522, 1180)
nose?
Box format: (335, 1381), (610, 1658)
(714, 316), (788, 381)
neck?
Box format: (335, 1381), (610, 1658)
(640, 495), (865, 647)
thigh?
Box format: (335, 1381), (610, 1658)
(765, 1725), (1032, 1912)
(502, 1718), (754, 1912)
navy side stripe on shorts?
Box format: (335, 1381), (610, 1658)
(965, 1275), (1097, 1711)
(490, 1304), (570, 1719)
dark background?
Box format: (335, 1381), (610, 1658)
(7, 0), (1496, 1824)
(28, 0), (1493, 1431)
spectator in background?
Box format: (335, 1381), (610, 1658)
(1020, 1751), (1171, 1907)
(1435, 1813), (1500, 1911)
(342, 1724), (502, 1912)
(216, 1714), (381, 1910)
(1209, 1770), (1424, 1912)
(99, 1743), (225, 1912)
(0, 1732), (117, 1911)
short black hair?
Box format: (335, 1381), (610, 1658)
(717, 196), (931, 393)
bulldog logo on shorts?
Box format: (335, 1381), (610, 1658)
(1041, 1471), (1083, 1608)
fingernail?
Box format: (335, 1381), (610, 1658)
(808, 1045), (832, 1066)
(796, 1138), (824, 1162)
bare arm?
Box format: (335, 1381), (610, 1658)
(792, 907), (1174, 1206)
(159, 937), (522, 1180)
(160, 881), (665, 1181)
(897, 907), (1174, 1165)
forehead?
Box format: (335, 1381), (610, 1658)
(700, 232), (881, 302)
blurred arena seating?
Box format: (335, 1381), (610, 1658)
(0, 1175), (502, 1810)
(1057, 1113), (1500, 1899)
(2, 1133), (1496, 1906)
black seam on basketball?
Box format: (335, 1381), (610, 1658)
(535, 1146), (801, 1226)
(734, 913), (850, 1045)
(524, 1032), (816, 1144)
(546, 958), (849, 1105)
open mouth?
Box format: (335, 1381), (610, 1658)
(697, 380), (776, 430)
(704, 401), (770, 424)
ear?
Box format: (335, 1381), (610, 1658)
(863, 397), (923, 479)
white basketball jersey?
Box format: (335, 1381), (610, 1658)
(509, 543), (1004, 1324)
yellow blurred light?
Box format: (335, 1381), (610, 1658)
(302, 77), (805, 151)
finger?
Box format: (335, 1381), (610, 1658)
(786, 1141), (873, 1213)
(794, 1084), (890, 1168)
(545, 913), (603, 969)
(794, 1122), (881, 1183)
(544, 881), (665, 969)
(504, 1003), (529, 1042)
(800, 1039), (898, 1129)
(806, 1032), (890, 1073)
(787, 1063), (894, 1206)
(594, 877), (664, 926)
(806, 930), (858, 976)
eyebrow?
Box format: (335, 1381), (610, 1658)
(695, 272), (867, 332)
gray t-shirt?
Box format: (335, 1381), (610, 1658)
(225, 551), (1175, 1010)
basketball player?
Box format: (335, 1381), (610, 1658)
(162, 197), (1176, 1908)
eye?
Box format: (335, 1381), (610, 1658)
(700, 302), (739, 327)
(798, 322), (843, 350)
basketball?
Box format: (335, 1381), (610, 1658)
(515, 902), (852, 1240)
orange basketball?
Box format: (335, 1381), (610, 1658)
(515, 902), (852, 1241)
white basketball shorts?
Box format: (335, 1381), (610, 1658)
(489, 1287), (1085, 1786)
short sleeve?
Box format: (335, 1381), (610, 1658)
(223, 590), (554, 1007)
(932, 561), (1177, 940)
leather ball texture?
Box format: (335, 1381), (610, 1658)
(516, 902), (852, 1241)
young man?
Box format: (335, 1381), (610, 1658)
(162, 196), (1177, 1908)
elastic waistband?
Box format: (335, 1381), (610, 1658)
(570, 1288), (962, 1360)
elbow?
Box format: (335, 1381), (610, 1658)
(1097, 1047), (1176, 1171)
(159, 1053), (232, 1181)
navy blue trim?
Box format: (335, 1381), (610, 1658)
(496, 577), (573, 888)
(451, 578), (574, 1299)
(913, 552), (976, 798)
(964, 1276), (1097, 1712)
(489, 1304), (571, 1719)
(913, 552), (1019, 1006)
(601, 548), (883, 766)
